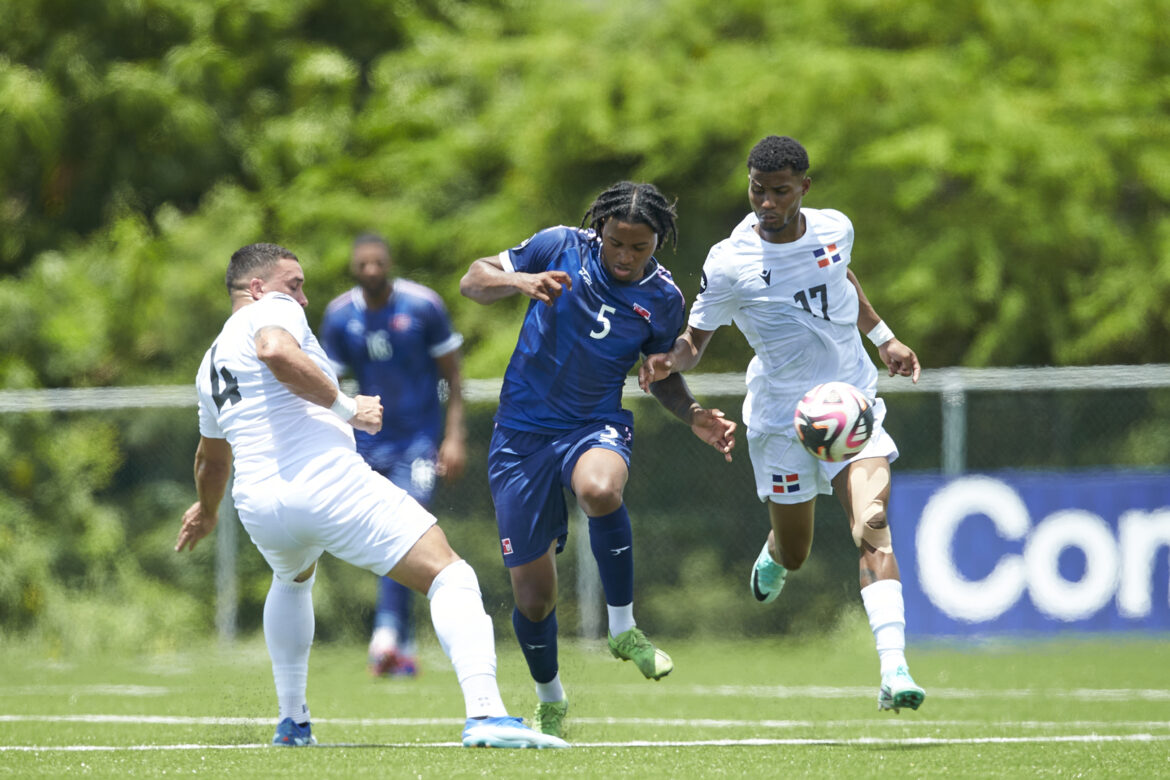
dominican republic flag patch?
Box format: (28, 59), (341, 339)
(813, 244), (842, 268)
(772, 473), (800, 494)
(501, 538), (513, 555)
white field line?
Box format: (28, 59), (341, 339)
(2, 715), (1170, 731)
(2, 734), (1170, 752)
(5, 684), (1169, 701)
(676, 685), (1170, 701)
(0, 685), (170, 697)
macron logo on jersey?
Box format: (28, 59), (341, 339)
(772, 473), (800, 494)
(813, 244), (842, 268)
(760, 269), (772, 286)
(632, 303), (651, 323)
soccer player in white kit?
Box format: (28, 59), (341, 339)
(639, 136), (927, 713)
(175, 242), (567, 748)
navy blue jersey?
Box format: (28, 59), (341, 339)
(495, 226), (685, 433)
(320, 280), (463, 466)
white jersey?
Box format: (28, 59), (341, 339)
(689, 207), (877, 435)
(196, 292), (356, 489)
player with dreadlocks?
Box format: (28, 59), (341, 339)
(461, 181), (737, 739)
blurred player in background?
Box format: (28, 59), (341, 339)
(321, 232), (467, 678)
(639, 136), (927, 713)
(176, 242), (566, 749)
(460, 181), (737, 738)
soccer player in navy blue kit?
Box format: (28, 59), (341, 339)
(460, 181), (737, 738)
(321, 233), (467, 678)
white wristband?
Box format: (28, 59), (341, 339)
(866, 320), (896, 347)
(329, 392), (358, 421)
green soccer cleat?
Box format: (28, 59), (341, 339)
(750, 541), (787, 604)
(878, 665), (925, 713)
(532, 699), (569, 738)
(461, 716), (569, 749)
(608, 626), (673, 680)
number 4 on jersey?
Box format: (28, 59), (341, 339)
(209, 345), (242, 411)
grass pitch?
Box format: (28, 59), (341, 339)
(1, 618), (1168, 778)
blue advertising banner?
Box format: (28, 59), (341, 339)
(889, 471), (1170, 636)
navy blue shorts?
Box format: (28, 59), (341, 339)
(487, 421), (633, 568)
(363, 437), (438, 509)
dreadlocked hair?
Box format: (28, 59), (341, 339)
(747, 135), (810, 174)
(581, 181), (679, 250)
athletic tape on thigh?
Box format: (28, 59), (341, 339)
(847, 462), (892, 553)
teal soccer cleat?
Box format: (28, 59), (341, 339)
(750, 542), (787, 604)
(461, 716), (570, 749)
(878, 665), (926, 713)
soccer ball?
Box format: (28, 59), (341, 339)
(793, 381), (875, 462)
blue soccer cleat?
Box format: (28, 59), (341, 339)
(878, 665), (925, 713)
(461, 716), (569, 749)
(271, 717), (317, 747)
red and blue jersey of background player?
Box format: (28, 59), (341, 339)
(495, 225), (686, 433)
(320, 279), (463, 470)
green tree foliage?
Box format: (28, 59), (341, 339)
(2, 0), (1167, 386)
(1, 0), (1168, 647)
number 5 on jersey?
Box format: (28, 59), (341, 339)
(590, 304), (616, 340)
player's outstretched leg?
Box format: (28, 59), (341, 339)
(750, 540), (788, 603)
(878, 665), (926, 713)
(427, 559), (569, 748)
(608, 626), (673, 680)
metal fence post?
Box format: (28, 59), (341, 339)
(941, 370), (967, 475)
(574, 505), (603, 639)
(215, 474), (238, 644)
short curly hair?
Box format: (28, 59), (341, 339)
(747, 135), (810, 175)
(225, 242), (298, 293)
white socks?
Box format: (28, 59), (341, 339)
(606, 603), (636, 638)
(264, 573), (316, 724)
(860, 579), (908, 676)
(428, 559), (507, 719)
(535, 673), (566, 704)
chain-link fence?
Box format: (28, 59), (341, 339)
(2, 367), (1168, 650)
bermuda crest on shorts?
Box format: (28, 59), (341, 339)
(501, 538), (513, 556)
(772, 473), (800, 494)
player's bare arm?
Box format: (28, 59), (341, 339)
(255, 325), (385, 432)
(648, 373), (737, 462)
(176, 435), (232, 552)
(846, 269), (921, 384)
(435, 350), (467, 481)
(637, 326), (715, 392)
(460, 256), (572, 306)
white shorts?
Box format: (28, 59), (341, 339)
(746, 397), (899, 504)
(233, 450), (436, 581)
